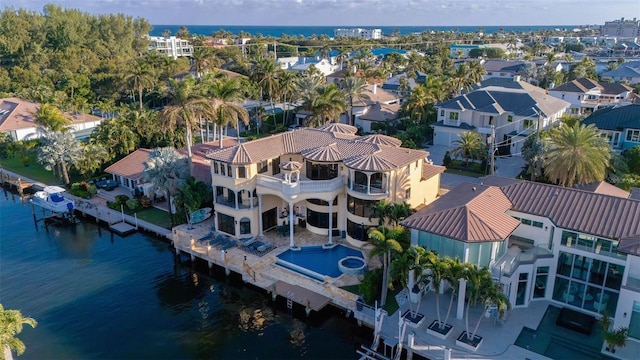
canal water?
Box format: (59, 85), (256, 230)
(0, 192), (370, 359)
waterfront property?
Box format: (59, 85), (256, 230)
(147, 35), (193, 59)
(401, 177), (640, 357)
(204, 123), (445, 248)
(0, 97), (103, 141)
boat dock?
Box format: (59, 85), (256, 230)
(0, 167), (33, 194)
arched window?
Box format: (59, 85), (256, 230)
(353, 171), (368, 192)
(239, 217), (251, 235)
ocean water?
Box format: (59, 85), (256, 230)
(0, 191), (370, 359)
(149, 25), (577, 38)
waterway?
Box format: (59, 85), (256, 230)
(0, 191), (370, 359)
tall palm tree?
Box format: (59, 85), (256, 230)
(0, 304), (37, 359)
(162, 77), (215, 173)
(449, 63), (475, 96)
(368, 199), (391, 226)
(368, 226), (406, 307)
(191, 46), (219, 79)
(336, 47), (351, 70)
(37, 129), (83, 185)
(142, 147), (189, 227)
(341, 76), (370, 126)
(250, 57), (280, 108)
(452, 131), (485, 167)
(425, 251), (450, 330)
(206, 78), (250, 146)
(125, 58), (156, 111)
(390, 245), (427, 317)
(467, 61), (485, 84)
(387, 202), (413, 227)
(90, 117), (139, 159)
(463, 265), (510, 342)
(441, 257), (466, 330)
(299, 84), (346, 127)
(75, 142), (110, 179)
(543, 123), (611, 187)
(277, 70), (298, 125)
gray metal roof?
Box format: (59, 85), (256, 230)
(582, 104), (640, 131)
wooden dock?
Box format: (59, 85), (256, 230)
(0, 167), (33, 194)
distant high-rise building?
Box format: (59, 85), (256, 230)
(147, 36), (193, 59)
(602, 17), (640, 37)
(334, 28), (382, 40)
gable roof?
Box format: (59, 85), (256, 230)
(105, 149), (153, 180)
(552, 78), (632, 95)
(582, 104), (640, 131)
(402, 183), (520, 242)
(358, 102), (401, 122)
(482, 60), (526, 73)
(601, 66), (640, 78)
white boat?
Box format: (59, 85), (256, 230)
(31, 186), (75, 213)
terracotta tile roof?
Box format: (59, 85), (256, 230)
(422, 164), (446, 180)
(357, 134), (402, 147)
(343, 152), (397, 171)
(402, 183), (520, 242)
(301, 143), (343, 162)
(105, 149), (153, 180)
(316, 123), (358, 134)
(0, 98), (101, 132)
(573, 182), (630, 198)
(206, 127), (428, 172)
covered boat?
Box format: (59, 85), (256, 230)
(31, 186), (75, 213)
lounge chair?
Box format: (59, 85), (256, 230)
(209, 235), (224, 246)
(222, 240), (237, 251)
(199, 231), (215, 242)
(216, 237), (230, 249)
(242, 238), (257, 247)
(257, 241), (272, 252)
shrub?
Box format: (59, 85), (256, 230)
(359, 268), (383, 305)
(126, 199), (140, 211)
(115, 194), (130, 205)
(443, 151), (452, 167)
(140, 195), (152, 208)
(69, 181), (96, 198)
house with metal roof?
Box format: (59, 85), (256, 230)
(432, 82), (570, 155)
(582, 104), (640, 150)
(205, 123), (445, 247)
(481, 60), (528, 80)
(0, 97), (103, 141)
(401, 177), (640, 348)
(600, 61), (640, 84)
(549, 78), (636, 116)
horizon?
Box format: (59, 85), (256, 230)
(8, 0), (640, 27)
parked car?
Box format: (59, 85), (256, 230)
(287, 124), (302, 131)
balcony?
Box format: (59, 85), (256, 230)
(492, 245), (554, 278)
(351, 183), (386, 195)
(623, 274), (640, 293)
(256, 174), (344, 200)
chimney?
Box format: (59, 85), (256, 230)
(514, 75), (521, 82)
(373, 84), (377, 94)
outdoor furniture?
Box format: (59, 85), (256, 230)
(199, 231), (215, 242)
(594, 293), (609, 311)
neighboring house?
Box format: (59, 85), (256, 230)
(205, 123), (445, 244)
(601, 62), (640, 84)
(401, 177), (640, 344)
(549, 78), (636, 116)
(0, 97), (103, 141)
(148, 36), (193, 59)
(582, 104), (640, 150)
(433, 82), (570, 155)
(351, 84), (402, 130)
(277, 57), (339, 76)
(382, 73), (418, 96)
(482, 60), (528, 80)
(449, 44), (488, 59)
(104, 139), (238, 195)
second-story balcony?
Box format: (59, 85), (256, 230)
(256, 174), (344, 201)
(492, 244), (554, 278)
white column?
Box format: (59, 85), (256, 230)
(457, 278), (466, 320)
(258, 194), (263, 236)
(289, 202), (295, 248)
(367, 174), (371, 195)
(328, 201), (333, 245)
(235, 190), (238, 210)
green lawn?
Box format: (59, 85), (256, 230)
(444, 168), (486, 178)
(129, 207), (172, 229)
(0, 154), (60, 185)
(340, 284), (400, 315)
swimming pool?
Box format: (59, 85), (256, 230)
(276, 245), (365, 279)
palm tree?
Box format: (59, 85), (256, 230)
(34, 103), (71, 132)
(75, 142), (110, 179)
(467, 61), (485, 84)
(441, 257), (466, 330)
(162, 77), (216, 173)
(277, 70), (298, 125)
(368, 199), (391, 226)
(206, 78), (250, 146)
(341, 76), (370, 126)
(425, 251), (450, 330)
(0, 304), (37, 359)
(336, 47), (351, 70)
(125, 59), (156, 111)
(522, 133), (546, 181)
(543, 123), (611, 187)
(463, 265), (510, 342)
(387, 202), (413, 227)
(89, 117), (139, 159)
(191, 46), (219, 79)
(250, 57), (280, 108)
(368, 226), (406, 307)
(452, 131), (485, 168)
(37, 129), (83, 185)
(141, 147), (189, 227)
(299, 84), (346, 127)
(449, 63), (475, 96)
(390, 245), (427, 318)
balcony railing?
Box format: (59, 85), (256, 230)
(351, 183), (386, 195)
(256, 174), (343, 198)
(624, 274), (640, 293)
(492, 245), (554, 277)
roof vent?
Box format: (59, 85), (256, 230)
(554, 191), (559, 196)
(472, 186), (477, 191)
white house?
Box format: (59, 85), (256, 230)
(0, 98), (104, 141)
(277, 57), (339, 76)
(433, 82), (570, 155)
(549, 78), (636, 116)
(334, 28), (382, 40)
(601, 61), (640, 85)
(148, 35), (193, 59)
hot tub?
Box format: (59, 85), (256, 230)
(338, 256), (367, 275)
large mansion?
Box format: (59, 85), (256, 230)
(402, 177), (640, 342)
(205, 123), (445, 247)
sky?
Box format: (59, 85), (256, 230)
(7, 0), (640, 27)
